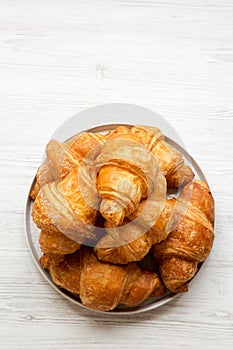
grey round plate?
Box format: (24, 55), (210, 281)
(24, 123), (209, 315)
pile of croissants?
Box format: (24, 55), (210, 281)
(30, 125), (215, 312)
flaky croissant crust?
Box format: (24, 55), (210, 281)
(96, 133), (161, 226)
(152, 180), (214, 293)
(131, 125), (194, 187)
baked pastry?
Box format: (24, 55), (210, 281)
(41, 247), (165, 312)
(32, 167), (99, 244)
(46, 132), (105, 180)
(152, 180), (214, 292)
(40, 253), (65, 269)
(39, 229), (81, 255)
(130, 125), (194, 188)
(29, 124), (214, 312)
(95, 132), (160, 226)
(30, 132), (105, 199)
(95, 170), (169, 264)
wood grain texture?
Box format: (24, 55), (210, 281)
(0, 0), (233, 349)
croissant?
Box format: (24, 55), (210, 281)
(95, 170), (170, 264)
(30, 132), (105, 199)
(95, 132), (160, 226)
(66, 132), (106, 159)
(32, 166), (100, 244)
(41, 247), (165, 311)
(152, 180), (214, 293)
(39, 229), (81, 255)
(38, 228), (81, 269)
(40, 253), (65, 269)
(39, 225), (89, 267)
(47, 132), (106, 180)
(130, 125), (194, 188)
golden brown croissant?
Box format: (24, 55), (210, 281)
(40, 253), (65, 269)
(42, 248), (165, 311)
(95, 170), (169, 264)
(95, 132), (160, 226)
(38, 228), (81, 269)
(39, 229), (81, 255)
(30, 132), (106, 199)
(130, 125), (194, 188)
(152, 180), (214, 293)
(66, 132), (106, 159)
(46, 132), (106, 180)
(32, 167), (99, 244)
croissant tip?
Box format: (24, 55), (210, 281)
(192, 180), (209, 188)
(46, 139), (58, 148)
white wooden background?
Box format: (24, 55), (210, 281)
(0, 0), (233, 349)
